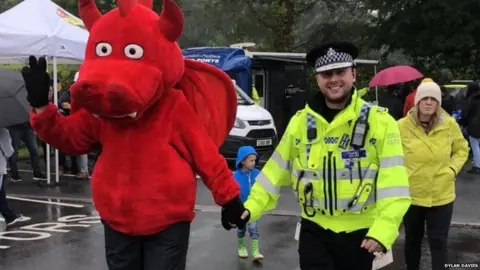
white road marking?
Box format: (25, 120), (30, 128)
(6, 196), (84, 208)
(0, 216), (31, 222)
(13, 168), (202, 179)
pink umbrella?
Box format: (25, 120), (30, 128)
(369, 65), (423, 87)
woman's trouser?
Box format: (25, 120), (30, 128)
(103, 220), (190, 270)
(403, 202), (454, 270)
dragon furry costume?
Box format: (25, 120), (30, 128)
(20, 0), (247, 269)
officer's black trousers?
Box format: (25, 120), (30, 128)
(298, 218), (375, 270)
(103, 221), (190, 270)
(403, 202), (453, 270)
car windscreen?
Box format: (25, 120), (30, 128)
(236, 85), (255, 105)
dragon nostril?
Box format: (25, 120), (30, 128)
(81, 84), (93, 91)
(107, 84), (129, 103)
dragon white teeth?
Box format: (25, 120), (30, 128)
(92, 112), (137, 118)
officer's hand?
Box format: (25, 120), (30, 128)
(21, 55), (51, 109)
(361, 238), (384, 253)
(240, 210), (250, 221)
(221, 196), (247, 230)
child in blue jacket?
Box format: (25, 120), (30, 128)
(233, 146), (264, 261)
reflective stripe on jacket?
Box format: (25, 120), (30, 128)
(398, 108), (469, 207)
(244, 90), (411, 250)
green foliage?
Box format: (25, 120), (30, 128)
(199, 0), (318, 51)
(365, 0), (480, 78)
(2, 0), (479, 80)
(1, 64), (78, 87)
(57, 65), (79, 86)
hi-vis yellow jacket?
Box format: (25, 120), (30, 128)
(398, 109), (469, 207)
(244, 90), (411, 250)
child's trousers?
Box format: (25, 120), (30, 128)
(237, 221), (259, 239)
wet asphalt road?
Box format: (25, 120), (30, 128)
(0, 197), (479, 270)
(9, 159), (480, 225)
(2, 160), (480, 269)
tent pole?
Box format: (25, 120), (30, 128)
(45, 57), (51, 185)
(39, 56), (55, 187)
(53, 57), (60, 185)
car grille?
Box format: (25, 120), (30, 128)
(247, 120), (271, 126)
(246, 129), (276, 139)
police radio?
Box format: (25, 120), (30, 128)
(350, 118), (369, 149)
(350, 106), (371, 149)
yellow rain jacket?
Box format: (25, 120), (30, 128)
(244, 90), (411, 251)
(398, 108), (469, 207)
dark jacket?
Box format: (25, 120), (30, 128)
(441, 94), (455, 115)
(378, 92), (403, 120)
(7, 122), (31, 130)
(460, 91), (480, 138)
(58, 90), (71, 116)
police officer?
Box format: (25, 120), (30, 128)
(235, 41), (412, 270)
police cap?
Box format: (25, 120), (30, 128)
(306, 41), (359, 73)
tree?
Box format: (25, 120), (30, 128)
(238, 0), (319, 51)
(0, 0), (21, 13)
(201, 0), (319, 51)
(364, 0), (480, 78)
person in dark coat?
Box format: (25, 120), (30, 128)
(378, 84), (404, 120)
(459, 82), (480, 174)
(440, 86), (455, 115)
(454, 87), (468, 111)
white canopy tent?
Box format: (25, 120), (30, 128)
(0, 0), (87, 63)
(0, 0), (88, 185)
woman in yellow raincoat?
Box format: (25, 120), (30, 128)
(397, 80), (469, 270)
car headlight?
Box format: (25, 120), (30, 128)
(233, 118), (246, 129)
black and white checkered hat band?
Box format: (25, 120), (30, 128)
(314, 51), (354, 72)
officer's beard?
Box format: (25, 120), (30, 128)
(324, 92), (350, 105)
(322, 86), (352, 109)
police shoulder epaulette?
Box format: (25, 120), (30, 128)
(376, 106), (388, 113)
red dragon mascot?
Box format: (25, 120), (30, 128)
(20, 0), (248, 269)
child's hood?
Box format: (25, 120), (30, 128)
(235, 145), (259, 168)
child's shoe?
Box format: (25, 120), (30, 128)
(251, 239), (264, 261)
(237, 238), (248, 258)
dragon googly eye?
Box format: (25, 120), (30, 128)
(96, 43), (113, 57)
(124, 44), (144, 59)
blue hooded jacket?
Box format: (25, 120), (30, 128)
(234, 146), (261, 202)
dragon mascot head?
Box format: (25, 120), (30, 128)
(71, 0), (237, 145)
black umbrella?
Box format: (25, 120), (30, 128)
(0, 68), (30, 128)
